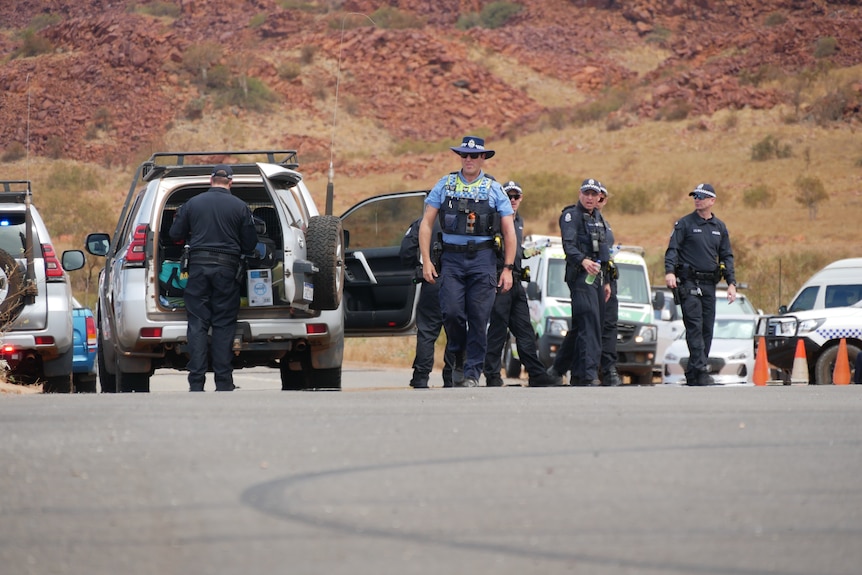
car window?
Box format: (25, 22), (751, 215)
(546, 258), (568, 299)
(788, 286), (818, 312)
(825, 284), (862, 308)
(616, 262), (649, 304)
(0, 213), (28, 257)
(717, 295), (757, 315)
(713, 318), (755, 339)
(341, 194), (425, 250)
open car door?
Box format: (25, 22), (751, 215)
(340, 191), (427, 336)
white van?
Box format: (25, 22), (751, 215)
(781, 258), (862, 313)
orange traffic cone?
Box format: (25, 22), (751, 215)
(833, 338), (851, 385)
(753, 336), (769, 386)
(790, 339), (809, 385)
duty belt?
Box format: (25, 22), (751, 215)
(443, 240), (495, 253)
(191, 250), (241, 268)
(690, 271), (716, 281)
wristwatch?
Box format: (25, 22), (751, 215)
(503, 263), (515, 271)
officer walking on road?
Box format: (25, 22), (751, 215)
(664, 183), (737, 386)
(170, 164), (258, 392)
(419, 135), (517, 388)
(400, 216), (456, 388)
(557, 178), (611, 386)
(483, 181), (557, 387)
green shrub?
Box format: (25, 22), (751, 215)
(456, 2), (522, 30)
(134, 1), (182, 18)
(751, 135), (792, 161)
(657, 100), (691, 122)
(814, 36), (837, 59)
(13, 29), (54, 58)
(763, 12), (787, 27)
(742, 184), (775, 208)
(45, 136), (64, 159)
(93, 107), (112, 131)
(249, 13), (266, 28)
(185, 97), (206, 120)
(809, 88), (851, 125)
(216, 76), (278, 112)
(206, 64), (231, 89)
(794, 175), (828, 220)
(1, 142), (27, 162)
(29, 13), (61, 30)
(371, 6), (424, 29)
(300, 45), (316, 65)
(278, 61), (302, 81)
(613, 186), (652, 215)
(645, 26), (671, 44)
(738, 64), (783, 87)
(182, 41), (223, 84)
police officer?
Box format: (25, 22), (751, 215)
(400, 216), (456, 388)
(664, 183), (737, 386)
(170, 164), (258, 392)
(597, 184), (622, 386)
(558, 178), (611, 387)
(419, 135), (517, 388)
(483, 181), (557, 387)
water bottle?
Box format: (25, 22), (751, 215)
(585, 259), (601, 285)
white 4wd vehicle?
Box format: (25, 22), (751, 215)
(760, 300), (861, 385)
(86, 151), (424, 392)
(0, 180), (86, 392)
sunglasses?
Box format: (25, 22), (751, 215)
(508, 194), (522, 200)
(691, 193), (712, 200)
(459, 152), (484, 159)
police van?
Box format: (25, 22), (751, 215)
(508, 235), (657, 384)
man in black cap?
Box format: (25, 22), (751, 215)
(557, 178), (612, 386)
(170, 164), (258, 391)
(483, 181), (557, 387)
(664, 183), (737, 386)
(419, 135), (517, 388)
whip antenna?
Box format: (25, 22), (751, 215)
(326, 12), (376, 215)
(26, 73), (31, 181)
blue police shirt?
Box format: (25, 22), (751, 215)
(425, 170), (513, 245)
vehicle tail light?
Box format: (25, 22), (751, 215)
(85, 315), (97, 351)
(126, 224), (149, 263)
(2, 344), (15, 354)
(306, 324), (327, 334)
(42, 244), (64, 279)
(35, 336), (55, 345)
(139, 327), (162, 339)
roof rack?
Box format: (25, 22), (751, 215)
(140, 150), (300, 181)
(0, 179), (32, 202)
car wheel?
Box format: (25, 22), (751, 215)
(504, 335), (521, 378)
(0, 248), (25, 329)
(813, 342), (860, 385)
(97, 315), (118, 393)
(115, 359), (150, 393)
(633, 372), (654, 386)
(74, 373), (98, 393)
(307, 215), (344, 311)
(42, 374), (73, 393)
(279, 353), (341, 390)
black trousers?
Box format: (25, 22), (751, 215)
(484, 280), (546, 380)
(568, 277), (603, 381)
(411, 282), (454, 386)
(184, 263), (241, 391)
(680, 279), (717, 382)
(600, 283), (618, 373)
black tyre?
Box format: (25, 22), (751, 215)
(0, 248), (25, 330)
(503, 335), (522, 378)
(632, 372), (654, 386)
(813, 342), (860, 385)
(43, 374), (72, 393)
(97, 312), (118, 393)
(280, 353), (341, 390)
(307, 215), (344, 311)
(115, 358), (150, 393)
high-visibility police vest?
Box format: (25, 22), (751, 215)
(437, 172), (500, 237)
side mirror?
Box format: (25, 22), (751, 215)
(652, 290), (665, 311)
(778, 305), (788, 314)
(526, 282), (541, 300)
(61, 250), (85, 272)
(85, 233), (110, 257)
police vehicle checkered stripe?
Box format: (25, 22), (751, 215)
(818, 328), (862, 339)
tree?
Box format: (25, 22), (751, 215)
(794, 175), (828, 220)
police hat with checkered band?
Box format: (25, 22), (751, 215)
(580, 178), (602, 193)
(689, 183), (716, 198)
(450, 135), (495, 159)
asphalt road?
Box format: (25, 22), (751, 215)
(1, 366), (861, 575)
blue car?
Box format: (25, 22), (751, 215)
(72, 298), (97, 393)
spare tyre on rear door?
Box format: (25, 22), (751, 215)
(307, 215), (343, 311)
(0, 248), (25, 330)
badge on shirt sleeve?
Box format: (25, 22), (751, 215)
(564, 213), (572, 222)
